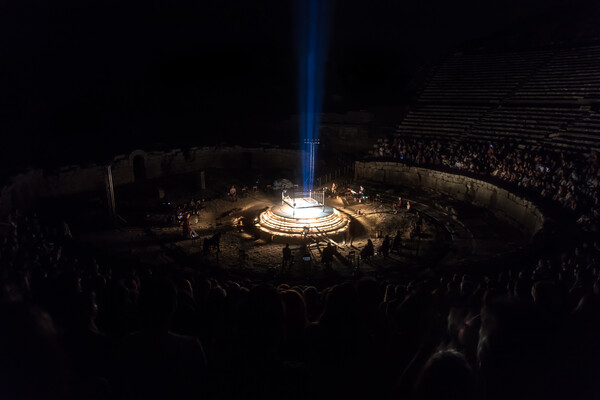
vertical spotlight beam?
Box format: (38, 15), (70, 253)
(295, 0), (330, 192)
(305, 138), (320, 192)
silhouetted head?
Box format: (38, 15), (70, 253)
(514, 277), (532, 300)
(139, 277), (177, 329)
(320, 283), (359, 329)
(478, 298), (553, 400)
(303, 286), (321, 322)
(414, 349), (476, 400)
(239, 284), (285, 358)
(282, 289), (308, 336)
(67, 291), (98, 330)
(384, 284), (395, 303)
(0, 302), (68, 399)
(356, 277), (380, 310)
(532, 281), (562, 317)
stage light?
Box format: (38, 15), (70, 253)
(295, 0), (330, 191)
(258, 2), (338, 241)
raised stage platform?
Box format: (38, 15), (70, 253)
(257, 190), (349, 239)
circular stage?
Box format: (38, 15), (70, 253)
(256, 203), (349, 239)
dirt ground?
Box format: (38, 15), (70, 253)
(76, 186), (447, 283)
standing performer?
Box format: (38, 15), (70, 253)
(182, 214), (192, 238)
(392, 230), (402, 252)
(281, 243), (292, 275)
(380, 235), (391, 258)
(358, 186), (366, 203)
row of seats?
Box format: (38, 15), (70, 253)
(395, 105), (491, 140)
(553, 112), (600, 150)
(419, 50), (553, 103)
(396, 105), (600, 151)
(514, 46), (600, 103)
(470, 106), (589, 145)
(419, 45), (600, 104)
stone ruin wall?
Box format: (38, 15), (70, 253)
(355, 161), (545, 237)
(0, 146), (301, 216)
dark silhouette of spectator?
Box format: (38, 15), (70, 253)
(303, 286), (322, 323)
(394, 290), (444, 397)
(115, 277), (207, 400)
(514, 276), (533, 301)
(321, 243), (335, 270)
(0, 301), (69, 400)
(414, 349), (477, 400)
(392, 230), (402, 252)
(7, 206), (600, 400)
(361, 239), (375, 261)
(61, 291), (112, 397)
(182, 213), (191, 238)
(458, 287), (484, 366)
(346, 218), (359, 247)
(281, 243), (292, 274)
(532, 280), (565, 320)
(478, 298), (557, 400)
(281, 289), (309, 363)
(224, 284), (296, 399)
(307, 283), (373, 399)
(201, 284), (227, 361)
(380, 234), (391, 258)
(171, 278), (201, 337)
(98, 279), (141, 337)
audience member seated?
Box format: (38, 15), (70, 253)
(1, 208), (600, 399)
(369, 136), (600, 228)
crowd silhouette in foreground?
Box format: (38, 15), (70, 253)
(1, 209), (600, 399)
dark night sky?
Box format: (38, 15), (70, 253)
(1, 0), (598, 171)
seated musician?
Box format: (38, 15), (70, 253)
(393, 196), (402, 213)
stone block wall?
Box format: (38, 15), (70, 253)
(355, 161), (545, 237)
(0, 146), (302, 217)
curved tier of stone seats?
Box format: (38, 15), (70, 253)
(513, 46), (600, 103)
(419, 50), (553, 103)
(470, 106), (588, 144)
(396, 105), (491, 138)
(396, 45), (600, 152)
(552, 112), (600, 150)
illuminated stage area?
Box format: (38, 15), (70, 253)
(257, 190), (349, 239)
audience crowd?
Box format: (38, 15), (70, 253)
(371, 137), (600, 226)
(1, 210), (600, 399)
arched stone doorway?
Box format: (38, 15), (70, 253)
(133, 155), (146, 181)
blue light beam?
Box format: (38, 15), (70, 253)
(295, 0), (330, 192)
